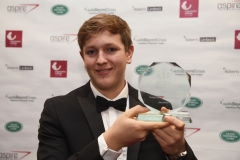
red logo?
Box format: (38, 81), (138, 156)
(0, 151), (31, 160)
(185, 128), (200, 138)
(21, 4), (39, 14)
(234, 30), (240, 49)
(6, 31), (22, 47)
(50, 61), (67, 78)
(7, 4), (39, 14)
(180, 0), (199, 18)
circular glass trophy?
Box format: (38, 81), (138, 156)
(136, 62), (192, 123)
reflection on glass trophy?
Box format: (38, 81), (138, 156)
(136, 62), (192, 123)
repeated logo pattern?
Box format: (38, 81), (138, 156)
(180, 0), (199, 18)
(5, 31), (22, 47)
(50, 61), (67, 78)
(1, 1), (239, 160)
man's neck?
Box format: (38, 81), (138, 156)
(91, 80), (127, 100)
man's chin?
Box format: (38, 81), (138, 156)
(92, 80), (113, 90)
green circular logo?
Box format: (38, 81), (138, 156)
(135, 65), (153, 76)
(51, 4), (69, 15)
(5, 121), (23, 132)
(219, 130), (240, 143)
(183, 97), (203, 108)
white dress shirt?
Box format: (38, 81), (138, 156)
(90, 81), (129, 160)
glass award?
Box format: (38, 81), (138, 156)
(136, 62), (192, 123)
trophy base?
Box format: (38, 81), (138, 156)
(136, 112), (192, 123)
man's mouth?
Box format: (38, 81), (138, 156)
(96, 68), (112, 75)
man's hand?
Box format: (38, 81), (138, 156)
(103, 105), (170, 151)
(152, 107), (186, 156)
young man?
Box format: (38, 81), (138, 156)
(37, 14), (197, 160)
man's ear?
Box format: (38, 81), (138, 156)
(126, 45), (134, 64)
(80, 51), (84, 60)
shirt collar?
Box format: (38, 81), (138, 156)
(90, 80), (129, 101)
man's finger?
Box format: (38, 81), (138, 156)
(138, 121), (170, 130)
(164, 116), (185, 131)
(125, 105), (149, 118)
(160, 106), (169, 113)
(152, 130), (169, 145)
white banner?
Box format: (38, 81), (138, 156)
(0, 0), (240, 159)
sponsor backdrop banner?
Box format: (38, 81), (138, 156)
(0, 0), (240, 159)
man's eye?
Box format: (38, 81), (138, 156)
(86, 50), (96, 55)
(107, 48), (117, 52)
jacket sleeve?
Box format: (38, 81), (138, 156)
(185, 140), (198, 160)
(37, 98), (103, 160)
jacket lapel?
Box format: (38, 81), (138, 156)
(77, 82), (105, 139)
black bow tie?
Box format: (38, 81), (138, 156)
(96, 96), (127, 113)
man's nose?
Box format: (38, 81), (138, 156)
(96, 51), (108, 65)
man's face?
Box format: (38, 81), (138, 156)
(81, 30), (133, 93)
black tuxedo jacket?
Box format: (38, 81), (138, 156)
(37, 81), (196, 160)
